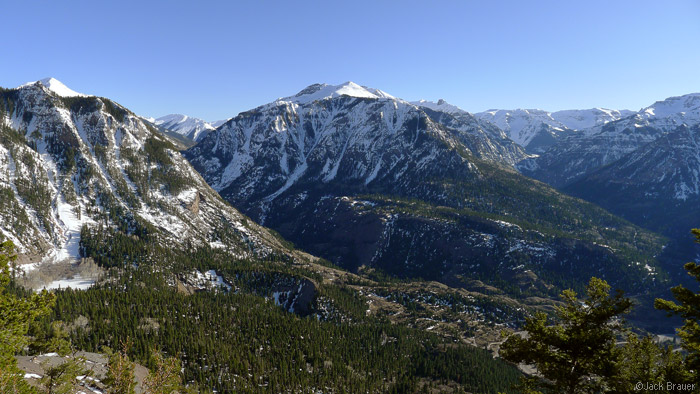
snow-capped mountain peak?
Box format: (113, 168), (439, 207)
(154, 114), (216, 142)
(278, 82), (395, 104)
(410, 99), (465, 115)
(551, 108), (635, 130)
(639, 92), (700, 120)
(519, 92), (700, 189)
(22, 77), (87, 97)
(474, 107), (634, 152)
(0, 83), (291, 270)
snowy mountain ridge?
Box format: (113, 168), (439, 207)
(0, 80), (293, 280)
(521, 92), (700, 187)
(408, 99), (632, 153)
(580, 93), (700, 137)
(183, 83), (664, 295)
(276, 82), (396, 105)
(22, 78), (87, 98)
(473, 107), (633, 151)
(154, 114), (218, 142)
(185, 83), (528, 204)
(409, 99), (464, 115)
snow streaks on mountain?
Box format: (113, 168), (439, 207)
(186, 82), (529, 203)
(154, 114), (221, 142)
(473, 107), (632, 153)
(185, 82), (666, 295)
(520, 93), (700, 187)
(0, 79), (290, 270)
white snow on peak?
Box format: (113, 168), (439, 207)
(154, 114), (216, 141)
(640, 93), (700, 119)
(475, 109), (558, 146)
(474, 107), (634, 147)
(278, 82), (395, 104)
(22, 78), (87, 97)
(551, 108), (635, 130)
(211, 119), (230, 128)
(410, 99), (466, 115)
(577, 92), (700, 137)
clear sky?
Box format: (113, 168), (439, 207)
(2, 0), (699, 121)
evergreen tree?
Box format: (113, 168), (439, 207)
(500, 277), (632, 393)
(143, 349), (183, 394)
(615, 334), (693, 391)
(39, 353), (89, 394)
(29, 321), (71, 356)
(104, 340), (137, 394)
(0, 239), (54, 394)
(655, 228), (700, 382)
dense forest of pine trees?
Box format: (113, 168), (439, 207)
(1, 223), (524, 393)
(3, 212), (700, 393)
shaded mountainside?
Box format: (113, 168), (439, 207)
(516, 94), (700, 278)
(564, 125), (700, 265)
(185, 82), (668, 297)
(0, 81), (293, 271)
(520, 93), (700, 187)
(518, 123), (668, 188)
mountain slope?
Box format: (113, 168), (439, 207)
(185, 83), (667, 296)
(186, 82), (528, 201)
(0, 79), (292, 275)
(564, 124), (700, 239)
(410, 99), (530, 163)
(0, 79), (562, 393)
(520, 93), (700, 187)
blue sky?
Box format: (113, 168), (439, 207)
(2, 0), (699, 120)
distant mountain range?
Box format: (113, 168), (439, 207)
(517, 93), (700, 248)
(4, 77), (698, 310)
(412, 93), (700, 257)
(150, 114), (228, 142)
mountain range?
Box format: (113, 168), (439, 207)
(517, 93), (700, 257)
(6, 78), (698, 297)
(0, 78), (554, 392)
(184, 82), (666, 297)
(150, 114), (228, 142)
(4, 77), (700, 391)
(413, 97), (636, 155)
(475, 107), (635, 153)
(415, 92), (700, 264)
(518, 93), (700, 187)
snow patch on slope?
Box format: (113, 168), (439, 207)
(44, 276), (96, 291)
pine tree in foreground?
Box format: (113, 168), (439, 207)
(500, 277), (632, 393)
(655, 228), (700, 384)
(0, 239), (54, 394)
